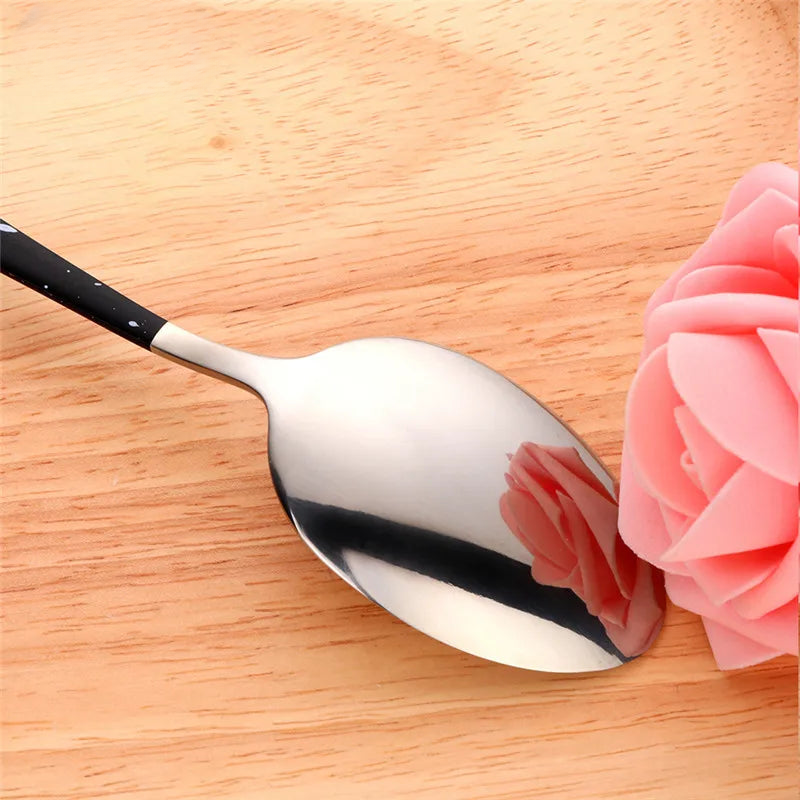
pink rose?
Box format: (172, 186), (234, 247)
(619, 163), (799, 669)
(500, 443), (665, 657)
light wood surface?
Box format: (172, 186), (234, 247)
(2, 1), (797, 798)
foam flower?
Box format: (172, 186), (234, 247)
(619, 162), (799, 670)
(501, 443), (665, 657)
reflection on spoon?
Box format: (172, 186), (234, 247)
(501, 443), (666, 657)
(287, 497), (628, 671)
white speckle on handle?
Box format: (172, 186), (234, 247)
(0, 223), (18, 233)
(94, 282), (102, 286)
(44, 284), (48, 289)
(128, 320), (140, 327)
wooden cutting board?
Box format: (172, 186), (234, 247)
(2, 2), (797, 798)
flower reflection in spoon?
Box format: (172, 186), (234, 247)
(501, 443), (665, 658)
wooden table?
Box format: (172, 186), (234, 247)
(2, 2), (797, 798)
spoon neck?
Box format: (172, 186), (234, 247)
(150, 321), (274, 400)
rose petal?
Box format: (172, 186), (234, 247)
(529, 445), (636, 596)
(772, 224), (799, 285)
(659, 504), (692, 544)
(618, 449), (677, 566)
(513, 442), (559, 491)
(673, 405), (742, 499)
(600, 593), (631, 630)
(602, 559), (666, 658)
(702, 618), (785, 670)
(685, 544), (789, 606)
(645, 294), (799, 357)
(568, 568), (585, 598)
(666, 574), (798, 653)
(679, 451), (704, 491)
(507, 449), (564, 531)
(667, 333), (799, 484)
(526, 446), (621, 551)
(664, 463), (797, 560)
(646, 187), (799, 317)
(720, 163), (799, 223)
(500, 490), (573, 570)
(758, 328), (800, 401)
(559, 493), (618, 617)
(530, 551), (575, 589)
(625, 345), (708, 515)
(730, 536), (800, 620)
(654, 504), (692, 576)
(538, 444), (615, 500)
(673, 265), (797, 300)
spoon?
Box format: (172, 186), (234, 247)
(1, 220), (665, 673)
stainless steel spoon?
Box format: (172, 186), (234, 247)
(1, 220), (664, 673)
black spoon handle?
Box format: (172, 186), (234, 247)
(0, 220), (167, 349)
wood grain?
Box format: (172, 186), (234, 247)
(1, 1), (797, 798)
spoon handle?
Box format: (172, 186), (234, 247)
(0, 220), (167, 349)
